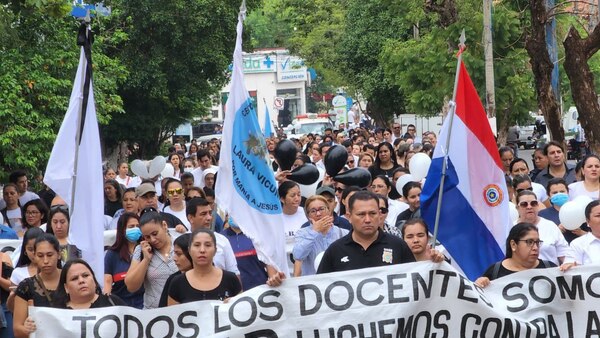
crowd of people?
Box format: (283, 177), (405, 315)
(0, 119), (598, 336)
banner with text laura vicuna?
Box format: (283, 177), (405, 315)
(31, 261), (600, 337)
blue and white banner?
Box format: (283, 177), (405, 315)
(215, 2), (288, 274)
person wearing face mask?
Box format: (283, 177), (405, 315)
(539, 178), (589, 243)
(103, 212), (144, 308)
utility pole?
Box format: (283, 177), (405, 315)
(483, 0), (496, 118)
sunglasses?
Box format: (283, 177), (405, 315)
(518, 200), (539, 208)
(167, 188), (184, 196)
(335, 187), (344, 193)
(50, 205), (69, 213)
(379, 207), (389, 214)
(347, 160), (355, 164)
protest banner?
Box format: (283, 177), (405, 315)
(31, 262), (600, 337)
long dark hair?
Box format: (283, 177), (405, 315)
(16, 227), (45, 267)
(21, 199), (49, 228)
(109, 212), (140, 263)
(46, 207), (70, 237)
(374, 142), (397, 167)
(104, 179), (123, 203)
(34, 233), (62, 268)
(52, 259), (102, 308)
(174, 233), (193, 265)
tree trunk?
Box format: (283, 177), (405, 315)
(525, 0), (564, 143)
(563, 25), (600, 154)
(496, 107), (510, 146)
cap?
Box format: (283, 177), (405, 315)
(316, 186), (335, 197)
(136, 183), (156, 197)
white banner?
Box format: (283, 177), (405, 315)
(31, 262), (600, 337)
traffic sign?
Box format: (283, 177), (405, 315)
(274, 97), (284, 110)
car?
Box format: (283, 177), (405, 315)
(285, 114), (335, 138)
(517, 125), (537, 149)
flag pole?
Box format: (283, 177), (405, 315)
(70, 11), (93, 217)
(431, 30), (466, 248)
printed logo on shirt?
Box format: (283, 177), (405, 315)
(382, 248), (393, 264)
(235, 249), (257, 258)
(340, 256), (349, 263)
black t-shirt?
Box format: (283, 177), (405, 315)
(168, 270), (241, 303)
(481, 259), (557, 281)
(159, 271), (181, 308)
(105, 200), (122, 217)
(61, 294), (126, 309)
(317, 229), (415, 274)
(368, 165), (399, 179)
(160, 212), (184, 229)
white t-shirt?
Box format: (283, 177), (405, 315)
(115, 175), (141, 188)
(536, 217), (571, 265)
(568, 181), (599, 201)
(531, 182), (548, 202)
(282, 208), (308, 266)
(565, 232), (600, 265)
(387, 199), (409, 226)
(19, 191), (39, 206)
(163, 205), (191, 231)
(10, 266), (32, 286)
(5, 208), (22, 233)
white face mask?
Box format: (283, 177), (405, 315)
(184, 167), (194, 173)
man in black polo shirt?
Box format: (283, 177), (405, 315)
(317, 191), (419, 273)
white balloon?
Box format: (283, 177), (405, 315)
(161, 163), (175, 179)
(395, 174), (415, 196)
(314, 251), (325, 272)
(573, 195), (593, 208)
(409, 153), (432, 181)
(508, 202), (519, 224)
(149, 156), (166, 178)
(559, 201), (586, 231)
(130, 160), (149, 179)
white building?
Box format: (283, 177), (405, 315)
(212, 48), (309, 129)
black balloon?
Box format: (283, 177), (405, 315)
(333, 168), (372, 188)
(274, 140), (298, 171)
(288, 164), (320, 185)
(324, 145), (348, 177)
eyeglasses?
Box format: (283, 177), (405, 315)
(25, 211), (40, 216)
(308, 206), (328, 215)
(371, 184), (387, 190)
(393, 127), (401, 130)
(347, 160), (355, 164)
(167, 188), (183, 196)
(379, 207), (389, 214)
(50, 205), (69, 213)
(518, 200), (539, 208)
(516, 187), (533, 193)
(518, 239), (543, 247)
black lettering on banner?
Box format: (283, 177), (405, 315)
(358, 322), (377, 338)
(387, 274), (409, 303)
(529, 318), (547, 337)
(556, 275), (584, 300)
(473, 284), (494, 308)
(546, 315), (560, 338)
(299, 284), (322, 316)
(566, 311), (574, 337)
(435, 270), (457, 297)
(258, 290), (283, 321)
(337, 324), (356, 337)
(229, 296), (258, 327)
(356, 278), (384, 306)
(412, 270), (433, 300)
(376, 319), (395, 338)
(587, 311), (600, 336)
(413, 311), (432, 337)
(124, 315), (143, 338)
(73, 316), (96, 338)
(146, 315), (174, 338)
(176, 311), (199, 338)
(480, 317), (501, 338)
(433, 310), (450, 337)
(93, 315), (121, 338)
(214, 305), (231, 333)
(397, 315), (414, 337)
(457, 274), (478, 304)
(529, 276), (556, 304)
(244, 329), (279, 338)
(324, 281), (354, 311)
(586, 272), (600, 298)
(502, 282), (528, 313)
(460, 313), (481, 338)
(500, 318), (521, 338)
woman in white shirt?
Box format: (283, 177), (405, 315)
(161, 178), (190, 232)
(278, 181), (307, 269)
(563, 200), (600, 266)
(568, 155), (600, 201)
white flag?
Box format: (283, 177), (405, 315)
(44, 47), (104, 284)
(216, 2), (289, 274)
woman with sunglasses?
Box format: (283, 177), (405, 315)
(515, 190), (569, 265)
(125, 211), (177, 309)
(292, 195), (348, 277)
(162, 178), (189, 233)
(104, 212), (144, 308)
(475, 222), (557, 288)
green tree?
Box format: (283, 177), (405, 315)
(101, 0), (259, 158)
(0, 1), (124, 180)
